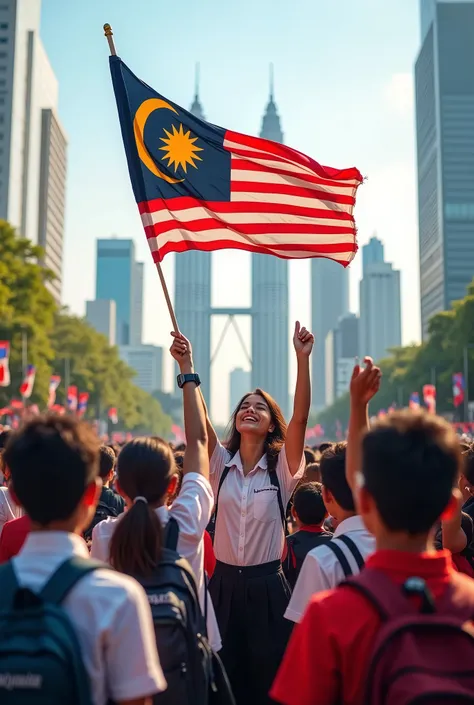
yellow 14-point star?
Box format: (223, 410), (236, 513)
(159, 123), (203, 174)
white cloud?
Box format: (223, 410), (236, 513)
(384, 73), (414, 117)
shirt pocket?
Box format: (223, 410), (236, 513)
(253, 489), (278, 523)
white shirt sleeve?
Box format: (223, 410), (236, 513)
(284, 549), (332, 623)
(276, 445), (305, 507)
(90, 522), (110, 562)
(209, 442), (231, 496)
(104, 572), (167, 702)
(169, 473), (214, 546)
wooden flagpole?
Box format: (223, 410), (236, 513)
(103, 24), (180, 333)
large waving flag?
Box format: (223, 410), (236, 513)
(109, 57), (363, 265)
(20, 365), (36, 399)
(0, 342), (10, 387)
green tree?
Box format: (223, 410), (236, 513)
(0, 220), (56, 407)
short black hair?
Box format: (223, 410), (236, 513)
(99, 445), (116, 479)
(4, 415), (99, 525)
(0, 430), (11, 450)
(362, 410), (461, 535)
(304, 462), (321, 484)
(320, 442), (354, 512)
(304, 447), (316, 467)
(463, 443), (474, 486)
(293, 482), (326, 525)
(318, 442), (332, 454)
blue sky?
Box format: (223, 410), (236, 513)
(41, 0), (421, 423)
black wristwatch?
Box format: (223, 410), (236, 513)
(177, 373), (201, 389)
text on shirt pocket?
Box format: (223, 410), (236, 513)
(253, 487), (278, 523)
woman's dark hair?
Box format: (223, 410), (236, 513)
(109, 437), (175, 576)
(225, 388), (287, 472)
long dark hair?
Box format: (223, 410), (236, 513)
(109, 437), (175, 576)
(225, 388), (287, 472)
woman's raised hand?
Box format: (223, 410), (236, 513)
(293, 321), (315, 358)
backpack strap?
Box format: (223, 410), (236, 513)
(337, 535), (365, 571)
(164, 516), (180, 552)
(269, 471), (288, 534)
(213, 465), (231, 527)
(437, 571), (474, 623)
(0, 561), (20, 608)
(325, 540), (354, 578)
(40, 556), (110, 605)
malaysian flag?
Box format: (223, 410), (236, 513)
(67, 386), (78, 412)
(0, 342), (10, 387)
(48, 375), (61, 409)
(20, 365), (36, 399)
(409, 392), (420, 410)
(109, 57), (362, 264)
(452, 373), (465, 409)
(77, 392), (89, 417)
(108, 407), (118, 425)
(423, 384), (437, 415)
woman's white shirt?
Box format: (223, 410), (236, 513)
(91, 472), (221, 652)
(0, 486), (24, 536)
(210, 442), (304, 566)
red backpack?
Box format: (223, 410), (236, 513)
(346, 568), (474, 705)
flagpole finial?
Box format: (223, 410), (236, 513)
(103, 23), (117, 56)
(269, 62), (274, 100)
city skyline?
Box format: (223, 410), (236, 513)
(40, 0), (422, 423)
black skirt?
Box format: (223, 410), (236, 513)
(209, 559), (293, 705)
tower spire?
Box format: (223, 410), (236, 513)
(260, 63), (283, 144)
(269, 62), (274, 101)
(189, 62), (205, 120)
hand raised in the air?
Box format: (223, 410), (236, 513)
(350, 357), (381, 407)
(293, 321), (315, 358)
(170, 331), (193, 372)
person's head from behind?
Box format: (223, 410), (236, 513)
(318, 442), (332, 455)
(3, 415), (100, 532)
(292, 482), (327, 529)
(304, 447), (316, 467)
(304, 461), (321, 484)
(99, 445), (116, 486)
(167, 450), (184, 506)
(110, 437), (177, 576)
(358, 410), (461, 544)
(226, 389), (287, 470)
(319, 442), (355, 521)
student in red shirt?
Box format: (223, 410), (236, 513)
(0, 514), (31, 561)
(272, 359), (473, 705)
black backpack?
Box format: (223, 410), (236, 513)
(0, 556), (108, 705)
(325, 534), (366, 578)
(83, 501), (119, 544)
(136, 517), (235, 705)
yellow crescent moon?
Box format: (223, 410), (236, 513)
(133, 98), (184, 184)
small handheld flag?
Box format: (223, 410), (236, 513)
(48, 375), (61, 409)
(108, 53), (362, 267)
(453, 373), (465, 409)
(77, 392), (89, 417)
(423, 384), (436, 414)
(409, 392), (420, 410)
(0, 342), (10, 387)
(20, 365), (36, 399)
(108, 407), (118, 425)
(67, 386), (78, 412)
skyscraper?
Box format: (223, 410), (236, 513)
(96, 239), (141, 346)
(86, 299), (116, 345)
(311, 259), (349, 410)
(251, 67), (289, 416)
(415, 0), (474, 338)
(362, 235), (384, 274)
(359, 240), (401, 362)
(174, 67), (212, 402)
(0, 0), (67, 303)
(130, 261), (144, 345)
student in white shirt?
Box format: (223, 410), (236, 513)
(91, 336), (221, 653)
(171, 322), (313, 705)
(3, 415), (165, 705)
(285, 442), (375, 623)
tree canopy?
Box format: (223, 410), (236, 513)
(316, 280), (474, 436)
(0, 220), (171, 437)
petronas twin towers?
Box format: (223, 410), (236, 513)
(174, 66), (289, 417)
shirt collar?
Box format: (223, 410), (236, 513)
(18, 531), (90, 559)
(367, 549), (453, 580)
(299, 525), (326, 534)
(333, 514), (368, 537)
(225, 450), (268, 472)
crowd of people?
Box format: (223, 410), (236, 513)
(1, 322), (474, 705)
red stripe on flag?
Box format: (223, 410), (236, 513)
(144, 218), (355, 237)
(230, 159), (359, 189)
(231, 180), (356, 205)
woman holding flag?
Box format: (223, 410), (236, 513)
(170, 322), (313, 705)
